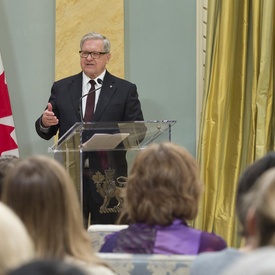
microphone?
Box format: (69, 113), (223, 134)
(79, 78), (103, 123)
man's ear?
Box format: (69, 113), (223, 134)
(106, 53), (111, 64)
(246, 207), (257, 238)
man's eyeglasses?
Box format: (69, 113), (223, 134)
(79, 51), (109, 59)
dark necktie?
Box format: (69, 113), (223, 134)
(84, 80), (96, 122)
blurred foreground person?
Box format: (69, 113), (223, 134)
(8, 259), (88, 275)
(1, 155), (115, 275)
(0, 202), (34, 274)
(222, 167), (275, 275)
(190, 151), (275, 275)
(100, 142), (226, 254)
(222, 247), (275, 275)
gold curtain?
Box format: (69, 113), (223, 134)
(194, 0), (275, 247)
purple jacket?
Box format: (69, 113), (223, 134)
(100, 219), (227, 254)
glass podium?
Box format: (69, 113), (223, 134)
(49, 120), (176, 224)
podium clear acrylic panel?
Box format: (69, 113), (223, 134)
(48, 120), (176, 225)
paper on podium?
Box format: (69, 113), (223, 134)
(82, 133), (130, 150)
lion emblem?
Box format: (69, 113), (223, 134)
(91, 168), (127, 213)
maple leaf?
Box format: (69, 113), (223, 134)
(92, 171), (105, 183)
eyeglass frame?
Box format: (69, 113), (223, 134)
(79, 51), (109, 59)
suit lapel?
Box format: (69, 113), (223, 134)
(93, 71), (116, 121)
(68, 73), (83, 120)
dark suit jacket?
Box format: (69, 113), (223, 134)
(35, 70), (144, 140)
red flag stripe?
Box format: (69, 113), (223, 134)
(0, 53), (19, 157)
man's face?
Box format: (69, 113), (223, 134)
(80, 39), (111, 79)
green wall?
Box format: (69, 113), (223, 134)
(0, 0), (196, 157)
(125, 0), (196, 154)
(0, 0), (55, 156)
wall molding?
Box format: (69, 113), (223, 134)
(196, 0), (208, 154)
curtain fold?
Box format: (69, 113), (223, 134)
(194, 0), (275, 247)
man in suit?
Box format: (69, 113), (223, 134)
(35, 32), (144, 225)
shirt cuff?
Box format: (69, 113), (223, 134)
(39, 119), (50, 133)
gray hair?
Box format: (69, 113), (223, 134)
(80, 32), (111, 52)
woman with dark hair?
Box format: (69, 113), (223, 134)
(100, 142), (226, 254)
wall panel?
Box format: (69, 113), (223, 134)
(56, 0), (124, 80)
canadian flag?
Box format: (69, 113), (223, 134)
(0, 52), (19, 157)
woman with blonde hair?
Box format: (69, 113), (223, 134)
(1, 155), (114, 275)
(0, 202), (34, 274)
(100, 142), (226, 254)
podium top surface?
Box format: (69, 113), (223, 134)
(49, 120), (177, 152)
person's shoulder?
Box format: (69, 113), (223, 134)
(99, 232), (119, 253)
(199, 231), (227, 252)
(54, 72), (82, 86)
(195, 248), (240, 262)
(65, 257), (115, 275)
(190, 248), (241, 275)
(190, 249), (223, 271)
(81, 264), (116, 275)
(222, 247), (275, 275)
(105, 71), (135, 87)
(201, 230), (226, 242)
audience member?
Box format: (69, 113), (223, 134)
(8, 259), (87, 275)
(0, 201), (34, 274)
(242, 167), (275, 248)
(100, 142), (227, 254)
(190, 151), (275, 275)
(1, 155), (115, 275)
(222, 167), (275, 274)
(0, 154), (20, 197)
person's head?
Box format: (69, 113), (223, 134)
(0, 202), (34, 274)
(79, 32), (111, 79)
(244, 167), (275, 247)
(124, 142), (202, 226)
(1, 155), (101, 265)
(8, 259), (87, 275)
(236, 152), (275, 238)
(0, 154), (20, 197)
